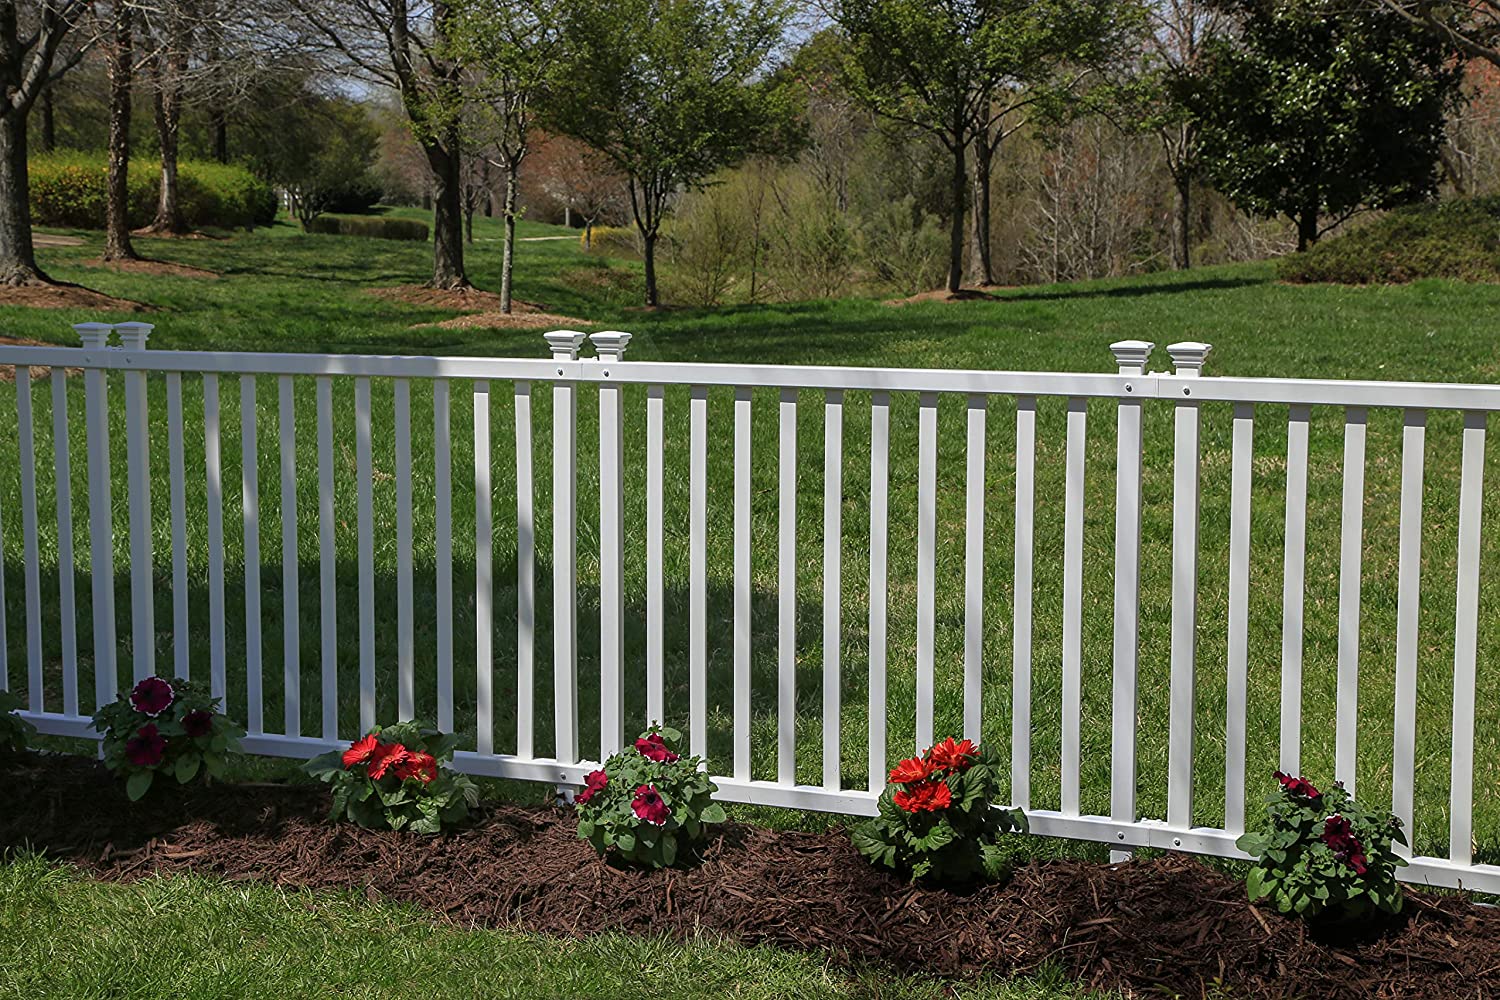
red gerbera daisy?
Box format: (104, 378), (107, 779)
(342, 734), (379, 770)
(367, 741), (409, 780)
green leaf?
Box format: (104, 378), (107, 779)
(699, 803), (726, 824)
(174, 753), (201, 784)
(126, 770), (154, 801)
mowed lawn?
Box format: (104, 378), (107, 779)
(3, 212), (1500, 866)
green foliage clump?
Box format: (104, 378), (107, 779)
(28, 153), (276, 230)
(853, 739), (1027, 885)
(1237, 772), (1407, 920)
(574, 726), (726, 869)
(1279, 197), (1500, 284)
(305, 215), (430, 241)
(92, 677), (244, 801)
(579, 225), (639, 255)
(0, 690), (37, 754)
(304, 721), (479, 834)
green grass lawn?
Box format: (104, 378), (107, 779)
(3, 211), (1500, 866)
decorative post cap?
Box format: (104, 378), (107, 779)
(73, 322), (113, 348)
(1109, 340), (1154, 375)
(589, 330), (632, 360)
(543, 330), (587, 360)
(114, 322), (153, 350)
(1166, 341), (1212, 377)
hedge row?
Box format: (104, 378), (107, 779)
(305, 215), (429, 241)
(29, 153), (278, 230)
(1279, 197), (1500, 284)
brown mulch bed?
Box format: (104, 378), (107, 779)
(884, 287), (1006, 306)
(0, 282), (148, 312)
(80, 257), (220, 279)
(368, 285), (587, 330)
(6, 752), (1498, 999)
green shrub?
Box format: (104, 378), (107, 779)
(91, 676), (244, 801)
(304, 721), (478, 835)
(28, 153), (276, 230)
(1279, 197), (1500, 284)
(580, 224), (640, 256)
(305, 215), (429, 241)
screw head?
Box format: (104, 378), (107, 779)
(557, 368), (564, 376)
(1125, 383), (1133, 393)
(1117, 832), (1126, 840)
(1182, 387), (1192, 396)
(1173, 838), (1183, 848)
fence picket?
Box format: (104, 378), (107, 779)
(778, 387), (797, 784)
(916, 392), (938, 751)
(1335, 407), (1367, 791)
(167, 373), (189, 680)
(242, 375), (263, 733)
(395, 379), (414, 723)
(354, 376), (374, 733)
(690, 384), (708, 759)
(646, 384), (665, 727)
(513, 381), (533, 757)
(50, 369), (79, 716)
(823, 389), (844, 790)
(204, 373), (225, 703)
(1225, 403), (1255, 836)
(868, 391), (890, 789)
(79, 323), (115, 709)
(16, 369), (42, 709)
(547, 332), (584, 765)
(1450, 411), (1486, 865)
(963, 394), (986, 744)
(474, 381), (494, 756)
(1279, 404), (1311, 774)
(279, 376), (300, 736)
(316, 377), (337, 739)
(434, 379), (453, 734)
(595, 332), (630, 758)
(1062, 396), (1087, 816)
(734, 386), (752, 781)
(123, 327), (154, 683)
(1012, 395), (1037, 809)
(1392, 408), (1426, 844)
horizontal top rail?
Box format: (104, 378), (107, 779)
(2, 334), (1499, 410)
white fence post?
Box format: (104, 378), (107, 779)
(546, 331), (586, 767)
(1109, 340), (1152, 862)
(77, 323), (117, 709)
(592, 331), (630, 759)
(1166, 342), (1210, 833)
(116, 322), (154, 683)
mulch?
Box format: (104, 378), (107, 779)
(5, 752), (1498, 999)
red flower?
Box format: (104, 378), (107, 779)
(1322, 814), (1368, 873)
(367, 741), (409, 780)
(926, 737), (980, 774)
(182, 710), (213, 738)
(635, 732), (680, 763)
(342, 734), (379, 770)
(631, 783), (671, 825)
(893, 779), (952, 813)
(129, 677), (175, 716)
(888, 755), (934, 785)
(577, 769), (608, 805)
(394, 750), (438, 784)
(125, 723), (166, 767)
(1274, 771), (1321, 802)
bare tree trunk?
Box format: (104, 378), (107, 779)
(39, 87), (55, 152)
(105, 0), (138, 262)
(643, 230), (658, 307)
(425, 138), (468, 289)
(1174, 175), (1191, 269)
(148, 41), (189, 235)
(500, 162), (518, 314)
(946, 133), (966, 294)
(0, 110), (46, 285)
(969, 129), (995, 286)
(1296, 206), (1319, 252)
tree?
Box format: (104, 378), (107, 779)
(1373, 0), (1500, 68)
(288, 0), (473, 289)
(525, 131), (627, 242)
(547, 0), (797, 306)
(451, 0), (562, 313)
(0, 0), (92, 285)
(1186, 0), (1463, 250)
(104, 0), (139, 260)
(831, 0), (1130, 294)
(251, 93), (381, 228)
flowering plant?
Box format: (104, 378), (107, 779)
(91, 676), (244, 800)
(1235, 771), (1408, 919)
(304, 720), (478, 834)
(0, 690), (36, 753)
(574, 725), (725, 869)
(852, 738), (1027, 884)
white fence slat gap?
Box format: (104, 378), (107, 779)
(279, 375), (300, 736)
(916, 391), (938, 750)
(690, 384), (708, 759)
(1224, 402), (1255, 836)
(203, 371), (226, 703)
(1011, 395), (1037, 809)
(868, 391), (890, 789)
(1392, 408), (1426, 847)
(315, 377), (337, 739)
(1061, 396), (1087, 817)
(120, 323), (154, 683)
(512, 381), (533, 756)
(733, 386), (752, 781)
(241, 374), (263, 733)
(78, 323), (115, 709)
(1166, 343), (1210, 831)
(167, 373), (189, 680)
(50, 368), (79, 716)
(16, 367), (43, 709)
(1450, 411), (1486, 866)
(778, 387), (797, 784)
(474, 381), (494, 756)
(963, 394), (986, 744)
(1279, 403), (1311, 774)
(1109, 341), (1152, 857)
(354, 377), (374, 732)
(594, 332), (630, 759)
(546, 332), (585, 765)
(823, 389), (844, 790)
(395, 379), (414, 723)
(1335, 407), (1367, 792)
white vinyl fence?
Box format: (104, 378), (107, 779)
(1, 324), (1497, 894)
